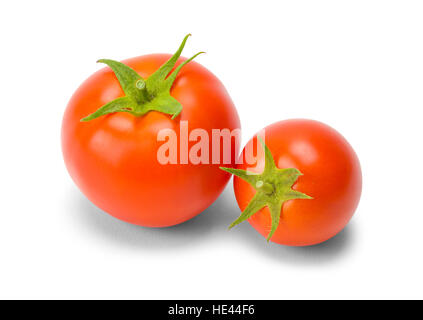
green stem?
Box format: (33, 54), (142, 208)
(81, 34), (204, 122)
(220, 137), (313, 242)
(256, 181), (275, 195)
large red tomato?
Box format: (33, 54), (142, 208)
(62, 35), (240, 227)
(222, 119), (361, 246)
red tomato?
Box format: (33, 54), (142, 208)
(62, 36), (240, 227)
(228, 119), (361, 246)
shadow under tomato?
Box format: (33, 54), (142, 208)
(69, 184), (237, 250)
(233, 219), (355, 265)
(70, 183), (355, 264)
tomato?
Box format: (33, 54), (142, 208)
(222, 119), (361, 246)
(62, 35), (240, 227)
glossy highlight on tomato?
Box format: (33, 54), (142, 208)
(230, 119), (362, 246)
(62, 36), (240, 227)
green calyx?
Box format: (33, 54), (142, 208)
(220, 137), (312, 241)
(81, 34), (204, 122)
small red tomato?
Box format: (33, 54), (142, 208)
(221, 119), (362, 246)
(62, 35), (240, 227)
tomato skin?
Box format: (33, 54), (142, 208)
(62, 54), (240, 227)
(233, 119), (362, 246)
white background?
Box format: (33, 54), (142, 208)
(1, 0), (422, 299)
